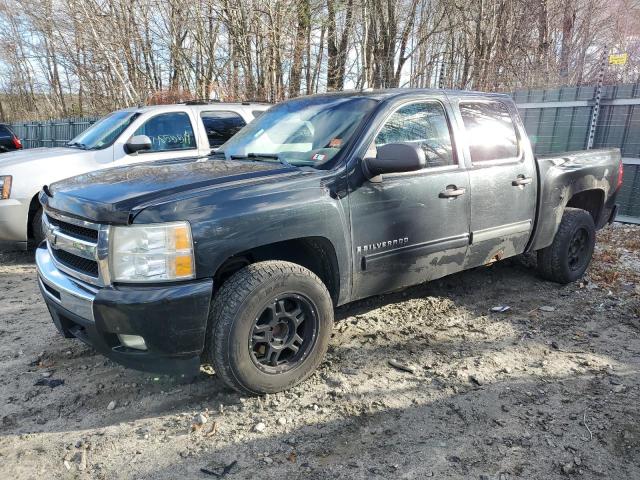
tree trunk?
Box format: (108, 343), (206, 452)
(559, 2), (576, 84)
(289, 0), (310, 97)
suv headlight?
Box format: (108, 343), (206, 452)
(110, 222), (195, 282)
(0, 176), (12, 199)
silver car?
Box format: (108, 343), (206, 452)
(0, 102), (269, 249)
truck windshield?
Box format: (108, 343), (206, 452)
(219, 96), (378, 168)
(67, 111), (140, 150)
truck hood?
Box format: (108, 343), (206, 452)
(0, 147), (87, 169)
(42, 157), (300, 223)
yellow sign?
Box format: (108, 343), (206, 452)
(609, 53), (628, 65)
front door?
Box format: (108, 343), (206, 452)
(455, 100), (538, 268)
(348, 99), (471, 300)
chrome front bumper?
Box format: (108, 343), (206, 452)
(36, 246), (96, 321)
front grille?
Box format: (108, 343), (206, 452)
(46, 214), (99, 242)
(51, 248), (99, 278)
(44, 210), (105, 286)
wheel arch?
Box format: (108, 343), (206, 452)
(565, 188), (605, 225)
(212, 236), (341, 306)
(529, 185), (607, 252)
(27, 191), (42, 240)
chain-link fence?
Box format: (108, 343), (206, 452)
(9, 117), (98, 149)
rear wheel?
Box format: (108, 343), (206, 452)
(537, 208), (596, 284)
(205, 261), (333, 395)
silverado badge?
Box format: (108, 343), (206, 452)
(357, 237), (409, 254)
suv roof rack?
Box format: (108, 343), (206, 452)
(182, 99), (222, 105)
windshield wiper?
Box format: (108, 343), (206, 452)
(67, 141), (88, 150)
(230, 153), (291, 167)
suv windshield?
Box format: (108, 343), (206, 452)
(68, 111), (140, 150)
(219, 96), (378, 168)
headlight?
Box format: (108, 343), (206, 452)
(110, 222), (195, 282)
(0, 176), (12, 199)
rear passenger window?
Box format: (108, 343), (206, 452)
(0, 125), (12, 137)
(201, 111), (246, 148)
(459, 101), (519, 163)
(375, 102), (456, 168)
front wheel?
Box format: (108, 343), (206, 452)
(31, 208), (45, 248)
(205, 261), (333, 395)
(537, 207), (596, 284)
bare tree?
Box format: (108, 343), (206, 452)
(0, 0), (637, 121)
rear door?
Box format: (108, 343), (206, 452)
(199, 110), (247, 150)
(455, 99), (537, 268)
(349, 98), (471, 300)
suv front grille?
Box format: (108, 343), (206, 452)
(51, 249), (99, 277)
(46, 215), (99, 242)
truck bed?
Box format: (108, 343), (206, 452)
(529, 148), (621, 252)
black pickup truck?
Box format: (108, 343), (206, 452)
(36, 89), (623, 394)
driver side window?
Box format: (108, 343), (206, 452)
(375, 102), (456, 168)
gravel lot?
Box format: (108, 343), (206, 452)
(1, 224), (639, 479)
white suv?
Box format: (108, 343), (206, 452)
(0, 101), (269, 249)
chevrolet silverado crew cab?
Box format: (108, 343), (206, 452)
(0, 101), (269, 249)
(36, 89), (622, 395)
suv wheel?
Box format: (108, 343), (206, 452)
(537, 207), (596, 284)
(31, 208), (45, 247)
(205, 261), (333, 395)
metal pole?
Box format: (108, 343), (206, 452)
(587, 47), (608, 149)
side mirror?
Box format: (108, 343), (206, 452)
(362, 143), (426, 178)
(125, 135), (152, 154)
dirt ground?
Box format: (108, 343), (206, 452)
(0, 224), (639, 480)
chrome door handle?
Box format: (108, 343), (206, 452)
(512, 176), (532, 186)
(439, 186), (466, 198)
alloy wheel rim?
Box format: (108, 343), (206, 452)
(249, 294), (319, 374)
(568, 227), (590, 271)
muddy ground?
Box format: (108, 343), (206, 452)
(0, 224), (638, 480)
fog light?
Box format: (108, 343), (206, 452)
(117, 334), (147, 350)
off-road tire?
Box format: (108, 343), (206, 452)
(205, 261), (333, 395)
(31, 208), (45, 248)
(537, 207), (596, 284)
